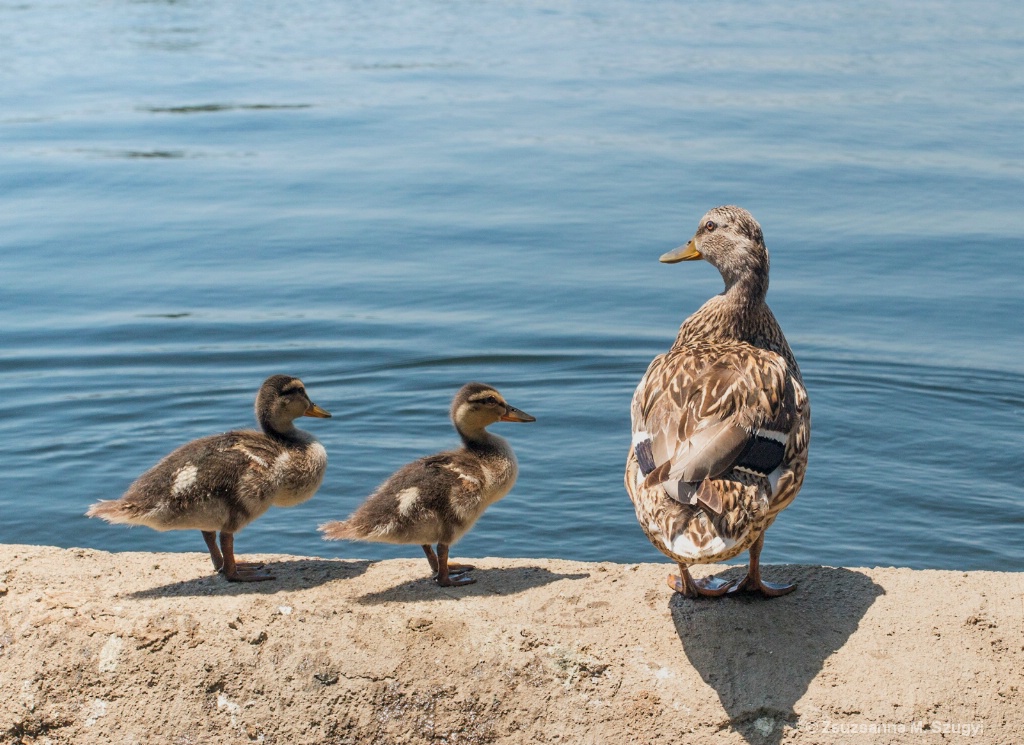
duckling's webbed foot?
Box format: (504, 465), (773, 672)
(423, 544), (472, 579)
(222, 566), (275, 583)
(437, 572), (477, 587)
(218, 532), (274, 583)
(668, 563), (736, 598)
(434, 544), (476, 587)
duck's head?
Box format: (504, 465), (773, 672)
(256, 375), (331, 435)
(660, 205), (769, 295)
(450, 382), (535, 440)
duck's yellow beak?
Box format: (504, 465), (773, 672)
(304, 403), (332, 418)
(500, 405), (536, 423)
(659, 237), (702, 263)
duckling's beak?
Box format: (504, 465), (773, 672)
(304, 402), (332, 418)
(500, 405), (536, 423)
(659, 237), (702, 263)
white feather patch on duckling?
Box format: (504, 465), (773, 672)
(443, 463), (481, 486)
(171, 464), (198, 496)
(231, 443), (269, 469)
(396, 487), (420, 516)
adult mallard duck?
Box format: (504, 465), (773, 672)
(87, 375), (331, 582)
(625, 206), (810, 598)
(320, 382), (535, 587)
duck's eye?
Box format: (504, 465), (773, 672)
(484, 396), (499, 405)
(704, 220), (717, 232)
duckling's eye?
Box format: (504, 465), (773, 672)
(704, 220), (717, 232)
(484, 396), (499, 405)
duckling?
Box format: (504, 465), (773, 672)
(87, 374), (331, 582)
(320, 382), (534, 587)
(626, 206), (810, 598)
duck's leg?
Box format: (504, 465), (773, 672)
(421, 544), (440, 572)
(728, 533), (795, 597)
(668, 562), (735, 597)
(423, 544), (471, 579)
(202, 531), (224, 571)
(435, 543), (476, 587)
(204, 530), (265, 573)
(219, 532), (274, 582)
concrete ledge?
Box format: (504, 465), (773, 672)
(1, 545), (1020, 744)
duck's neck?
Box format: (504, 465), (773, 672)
(455, 423), (505, 454)
(673, 265), (771, 348)
(258, 413), (303, 442)
(722, 257), (769, 306)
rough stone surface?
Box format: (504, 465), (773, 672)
(0, 545), (1020, 744)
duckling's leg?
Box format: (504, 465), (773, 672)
(422, 545), (472, 579)
(727, 533), (795, 598)
(202, 531), (224, 571)
(218, 532), (274, 582)
(421, 544), (439, 573)
(204, 530), (265, 573)
(435, 544), (476, 587)
(668, 563), (735, 597)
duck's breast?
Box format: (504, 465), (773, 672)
(270, 440), (328, 507)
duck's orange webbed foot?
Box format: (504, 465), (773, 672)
(668, 564), (736, 598)
(726, 574), (795, 598)
(724, 533), (795, 598)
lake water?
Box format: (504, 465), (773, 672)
(2, 0), (1022, 572)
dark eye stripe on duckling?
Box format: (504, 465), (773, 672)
(281, 381), (305, 394)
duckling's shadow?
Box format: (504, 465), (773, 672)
(127, 558), (374, 599)
(355, 565), (590, 605)
(670, 565), (884, 745)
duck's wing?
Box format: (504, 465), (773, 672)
(630, 343), (800, 511)
(326, 450), (484, 544)
(114, 431), (278, 520)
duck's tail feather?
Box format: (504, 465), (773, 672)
(318, 519), (362, 541)
(86, 499), (141, 525)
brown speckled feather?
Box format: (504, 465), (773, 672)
(87, 375), (329, 537)
(626, 205), (810, 567)
(323, 443), (516, 546)
(320, 383), (532, 554)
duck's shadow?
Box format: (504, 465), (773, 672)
(127, 558), (374, 599)
(670, 565), (884, 745)
(355, 565), (590, 605)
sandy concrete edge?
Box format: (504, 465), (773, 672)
(1, 544), (1021, 744)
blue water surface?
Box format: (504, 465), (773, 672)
(2, 0), (1022, 571)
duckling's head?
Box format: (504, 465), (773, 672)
(450, 382), (535, 441)
(660, 205), (769, 295)
(256, 375), (331, 436)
